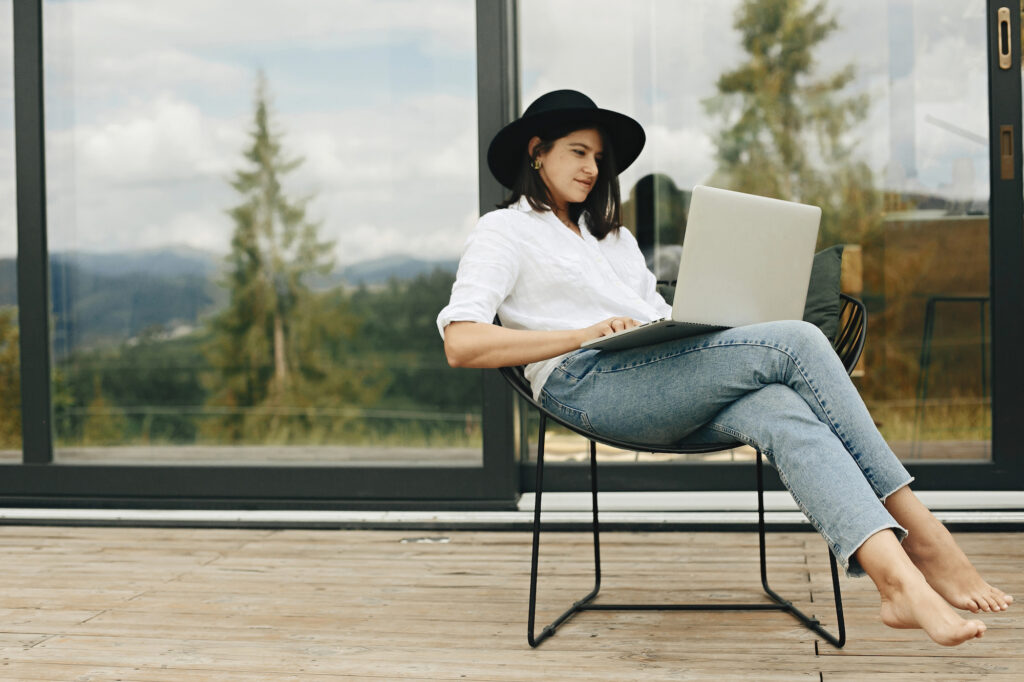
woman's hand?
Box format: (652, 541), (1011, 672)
(580, 316), (641, 343)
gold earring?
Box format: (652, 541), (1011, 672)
(531, 159), (542, 170)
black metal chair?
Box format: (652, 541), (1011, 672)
(500, 294), (866, 649)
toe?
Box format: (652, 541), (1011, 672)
(961, 620), (986, 644)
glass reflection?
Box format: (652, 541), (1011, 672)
(0, 0), (19, 463)
(43, 0), (481, 465)
(521, 0), (991, 463)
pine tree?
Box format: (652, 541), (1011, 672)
(205, 73), (338, 442)
(703, 0), (879, 247)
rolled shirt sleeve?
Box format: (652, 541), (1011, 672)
(436, 214), (520, 340)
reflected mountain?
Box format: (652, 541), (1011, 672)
(0, 248), (458, 355)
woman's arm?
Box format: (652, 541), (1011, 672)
(443, 317), (639, 369)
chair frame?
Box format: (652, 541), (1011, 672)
(502, 294), (866, 649)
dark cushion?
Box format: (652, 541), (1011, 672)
(802, 244), (845, 341)
(656, 282), (675, 304)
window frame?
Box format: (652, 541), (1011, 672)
(6, 0), (521, 509)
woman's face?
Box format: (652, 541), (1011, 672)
(531, 128), (603, 211)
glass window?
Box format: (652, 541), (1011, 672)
(0, 0), (19, 463)
(520, 0), (991, 463)
(44, 0), (481, 465)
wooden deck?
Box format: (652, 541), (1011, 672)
(0, 526), (1021, 680)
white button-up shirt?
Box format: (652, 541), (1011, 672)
(437, 197), (672, 400)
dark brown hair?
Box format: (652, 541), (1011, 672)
(497, 123), (622, 240)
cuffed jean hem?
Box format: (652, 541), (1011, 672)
(838, 473), (914, 577)
(843, 521), (909, 578)
(737, 437), (914, 579)
(878, 476), (916, 504)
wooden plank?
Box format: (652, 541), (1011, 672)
(0, 527), (1020, 680)
(4, 636), (826, 680)
(0, 663), (337, 682)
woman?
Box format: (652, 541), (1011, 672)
(437, 89), (1011, 646)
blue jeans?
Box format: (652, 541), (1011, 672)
(540, 319), (913, 576)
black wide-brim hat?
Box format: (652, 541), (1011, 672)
(487, 89), (646, 190)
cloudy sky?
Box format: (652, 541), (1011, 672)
(0, 0), (996, 262)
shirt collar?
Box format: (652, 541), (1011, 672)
(512, 196), (533, 212)
(513, 196), (592, 236)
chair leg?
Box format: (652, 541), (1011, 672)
(755, 448), (847, 648)
(527, 418), (601, 647)
(527, 435), (846, 649)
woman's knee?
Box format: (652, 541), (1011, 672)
(772, 318), (827, 340)
(769, 319), (833, 357)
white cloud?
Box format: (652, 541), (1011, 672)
(47, 0), (476, 51)
(70, 95), (243, 183)
(517, 1), (742, 195)
(163, 210), (232, 253)
(633, 124), (718, 188)
(0, 0), (1001, 262)
(335, 206), (477, 265)
(10, 0), (480, 262)
(540, 0), (991, 203)
(277, 92), (479, 264)
(43, 0), (476, 99)
(38, 88), (479, 264)
(0, 134), (14, 256)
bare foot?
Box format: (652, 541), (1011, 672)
(903, 527), (1013, 613)
(879, 573), (987, 646)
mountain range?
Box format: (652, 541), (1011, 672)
(0, 248), (457, 355)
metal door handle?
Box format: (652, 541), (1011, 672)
(1001, 125), (1015, 180)
(998, 7), (1012, 70)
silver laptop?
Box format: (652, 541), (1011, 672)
(581, 185), (820, 352)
